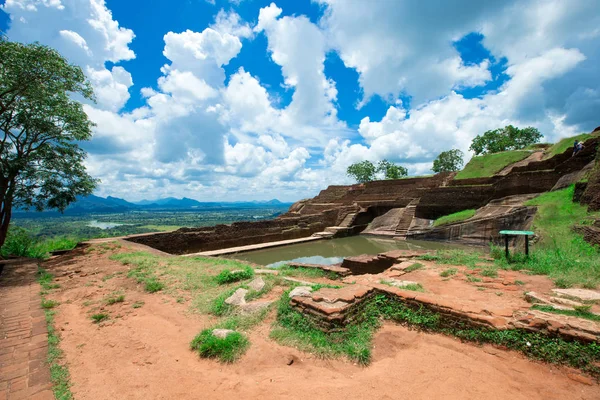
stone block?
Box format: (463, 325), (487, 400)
(225, 288), (248, 306)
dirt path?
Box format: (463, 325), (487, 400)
(0, 260), (53, 400)
(42, 248), (599, 400)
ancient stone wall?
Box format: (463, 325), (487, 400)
(127, 210), (339, 255)
(580, 143), (600, 211)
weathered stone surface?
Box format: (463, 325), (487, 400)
(289, 286), (313, 298)
(341, 254), (394, 275)
(390, 261), (421, 272)
(212, 329), (235, 339)
(549, 296), (584, 308)
(311, 285), (372, 304)
(225, 288), (248, 306)
(382, 279), (419, 289)
(552, 288), (600, 304)
(248, 277), (266, 292)
(254, 268), (278, 275)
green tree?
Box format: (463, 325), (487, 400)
(0, 39), (98, 250)
(377, 159), (408, 179)
(432, 149), (464, 173)
(469, 125), (542, 155)
(347, 160), (376, 183)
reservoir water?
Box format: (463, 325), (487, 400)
(226, 235), (464, 268)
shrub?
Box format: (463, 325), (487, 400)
(440, 268), (458, 277)
(190, 329), (249, 362)
(215, 266), (254, 285)
(91, 313), (109, 323)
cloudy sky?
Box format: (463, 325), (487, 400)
(1, 0), (599, 202)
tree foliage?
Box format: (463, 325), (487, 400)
(346, 159), (407, 183)
(346, 160), (376, 183)
(432, 149), (464, 173)
(377, 159), (407, 179)
(469, 125), (542, 155)
(0, 39), (98, 250)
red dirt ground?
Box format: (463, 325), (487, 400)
(40, 244), (599, 400)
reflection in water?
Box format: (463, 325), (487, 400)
(87, 220), (124, 230)
(226, 235), (464, 267)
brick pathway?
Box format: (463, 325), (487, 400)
(0, 260), (53, 400)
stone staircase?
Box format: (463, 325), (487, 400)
(394, 199), (419, 237)
(312, 211), (359, 238)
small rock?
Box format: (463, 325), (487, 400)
(549, 296), (584, 308)
(239, 301), (273, 314)
(248, 277), (266, 292)
(225, 288), (248, 306)
(212, 329), (235, 339)
(289, 286), (313, 298)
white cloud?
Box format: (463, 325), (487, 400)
(3, 0), (136, 113)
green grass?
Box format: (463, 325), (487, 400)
(91, 313), (109, 323)
(132, 301), (145, 309)
(439, 268), (458, 277)
(466, 274), (482, 283)
(544, 132), (596, 159)
(433, 209), (477, 227)
(278, 265), (339, 280)
(531, 305), (600, 322)
(481, 269), (498, 278)
(492, 185), (600, 288)
(454, 150), (532, 179)
(105, 294), (125, 305)
(1, 226), (79, 259)
(190, 329), (250, 363)
(37, 269), (74, 400)
(215, 266), (254, 285)
(111, 252), (166, 293)
(403, 263), (424, 273)
(41, 299), (59, 309)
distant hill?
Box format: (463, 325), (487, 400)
(13, 195), (291, 214)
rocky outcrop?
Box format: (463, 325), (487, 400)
(580, 145), (600, 211)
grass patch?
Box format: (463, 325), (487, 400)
(215, 266), (254, 285)
(433, 209), (477, 227)
(403, 263), (424, 273)
(466, 274), (482, 283)
(105, 294), (125, 305)
(190, 329), (250, 363)
(1, 226), (79, 259)
(493, 185), (600, 288)
(41, 299), (59, 309)
(278, 265), (338, 280)
(544, 132), (596, 159)
(454, 150), (532, 179)
(132, 301), (145, 309)
(531, 305), (600, 322)
(481, 269), (498, 278)
(440, 268), (458, 277)
(91, 313), (109, 323)
(111, 252), (166, 293)
(37, 269), (73, 399)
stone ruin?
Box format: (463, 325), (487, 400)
(125, 135), (600, 254)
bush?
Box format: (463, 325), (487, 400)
(190, 329), (249, 363)
(215, 266), (254, 285)
(1, 226), (78, 259)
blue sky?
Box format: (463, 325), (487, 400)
(1, 0), (599, 202)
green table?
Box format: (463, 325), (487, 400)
(499, 230), (535, 258)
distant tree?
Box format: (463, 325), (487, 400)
(0, 39), (98, 250)
(347, 160), (376, 183)
(432, 149), (464, 173)
(469, 125), (542, 155)
(377, 159), (408, 179)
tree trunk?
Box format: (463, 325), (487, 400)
(0, 178), (13, 251)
